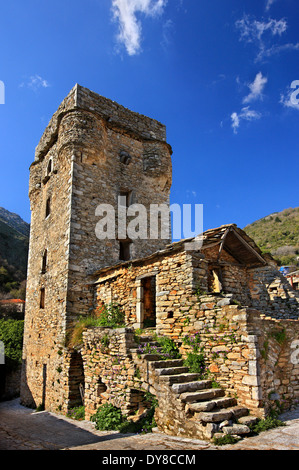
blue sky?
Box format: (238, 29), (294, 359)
(0, 0), (298, 236)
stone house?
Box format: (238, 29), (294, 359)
(20, 85), (299, 441)
(0, 299), (25, 316)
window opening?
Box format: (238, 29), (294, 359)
(41, 250), (47, 274)
(119, 240), (131, 261)
(40, 288), (45, 309)
(45, 198), (51, 218)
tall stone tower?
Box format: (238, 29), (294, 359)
(21, 85), (172, 412)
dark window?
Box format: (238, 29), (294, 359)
(47, 159), (52, 176)
(45, 198), (51, 218)
(119, 240), (131, 261)
(40, 288), (45, 309)
(41, 250), (47, 274)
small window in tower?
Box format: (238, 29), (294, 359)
(40, 288), (45, 309)
(47, 159), (52, 176)
(119, 240), (131, 261)
(41, 250), (47, 274)
(45, 197), (51, 218)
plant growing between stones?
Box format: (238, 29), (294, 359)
(67, 405), (85, 421)
(68, 303), (125, 347)
(91, 393), (158, 434)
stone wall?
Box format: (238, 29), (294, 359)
(247, 311), (299, 414)
(248, 266), (299, 319)
(22, 85), (172, 413)
(82, 327), (147, 420)
(94, 247), (208, 331)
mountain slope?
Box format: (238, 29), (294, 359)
(0, 207), (30, 238)
(0, 208), (29, 299)
(243, 207), (299, 266)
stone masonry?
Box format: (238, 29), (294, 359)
(21, 85), (172, 412)
(21, 86), (299, 441)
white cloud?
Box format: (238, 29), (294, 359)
(256, 42), (299, 61)
(243, 72), (268, 104)
(111, 0), (167, 55)
(265, 0), (277, 11)
(19, 75), (50, 91)
(231, 112), (240, 134)
(235, 14), (294, 62)
(231, 107), (262, 134)
(236, 15), (287, 43)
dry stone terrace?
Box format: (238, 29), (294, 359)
(20, 85), (299, 443)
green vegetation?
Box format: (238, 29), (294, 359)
(67, 406), (85, 421)
(0, 208), (29, 299)
(95, 303), (125, 328)
(0, 318), (24, 370)
(68, 303), (125, 348)
(184, 352), (206, 376)
(213, 434), (240, 446)
(137, 335), (181, 360)
(243, 207), (299, 266)
(249, 416), (285, 434)
(91, 393), (158, 434)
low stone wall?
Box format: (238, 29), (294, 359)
(247, 311), (299, 414)
(82, 327), (150, 420)
(81, 296), (299, 426)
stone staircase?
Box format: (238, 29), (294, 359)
(131, 334), (258, 441)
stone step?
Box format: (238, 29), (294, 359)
(197, 407), (235, 423)
(180, 388), (225, 403)
(172, 380), (212, 395)
(197, 405), (249, 424)
(188, 396), (237, 413)
(195, 404), (250, 425)
(159, 373), (200, 385)
(150, 359), (185, 369)
(155, 366), (190, 376)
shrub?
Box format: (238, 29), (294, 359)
(68, 303), (125, 347)
(213, 434), (239, 446)
(91, 403), (125, 431)
(0, 318), (24, 370)
(67, 406), (85, 421)
(184, 352), (206, 377)
(96, 303), (125, 329)
(137, 336), (181, 360)
(250, 416), (285, 434)
(91, 393), (158, 434)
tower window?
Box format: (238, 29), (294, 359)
(45, 198), (51, 218)
(40, 288), (45, 309)
(47, 159), (52, 176)
(119, 240), (131, 261)
(41, 250), (47, 274)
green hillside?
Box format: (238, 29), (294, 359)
(0, 208), (29, 299)
(244, 207), (299, 266)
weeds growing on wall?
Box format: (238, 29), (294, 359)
(137, 335), (181, 360)
(68, 303), (125, 347)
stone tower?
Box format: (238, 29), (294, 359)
(21, 85), (172, 412)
